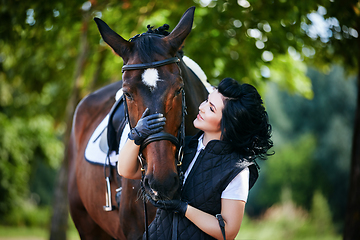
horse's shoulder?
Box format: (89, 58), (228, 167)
(75, 81), (122, 115)
(72, 81), (122, 142)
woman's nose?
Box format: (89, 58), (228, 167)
(199, 101), (206, 111)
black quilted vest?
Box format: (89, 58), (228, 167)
(145, 132), (258, 240)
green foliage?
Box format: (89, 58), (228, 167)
(238, 192), (340, 240)
(249, 134), (319, 213)
(0, 113), (63, 216)
(2, 202), (51, 228)
(310, 191), (335, 236)
(279, 66), (355, 222)
(269, 54), (313, 99)
(247, 66), (356, 231)
(29, 160), (58, 206)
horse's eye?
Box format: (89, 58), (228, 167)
(175, 87), (183, 96)
(124, 92), (133, 100)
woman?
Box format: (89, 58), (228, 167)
(118, 77), (273, 239)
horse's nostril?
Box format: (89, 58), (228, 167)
(143, 177), (159, 198)
(143, 172), (180, 199)
(143, 177), (150, 190)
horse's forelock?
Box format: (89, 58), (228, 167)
(133, 35), (169, 63)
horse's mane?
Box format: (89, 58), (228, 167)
(129, 24), (183, 63)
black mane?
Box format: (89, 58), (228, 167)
(145, 24), (170, 36)
(129, 24), (183, 63)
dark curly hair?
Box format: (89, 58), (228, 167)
(218, 78), (274, 160)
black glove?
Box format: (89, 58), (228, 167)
(128, 108), (166, 145)
(149, 198), (188, 216)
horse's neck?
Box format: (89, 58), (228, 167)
(180, 56), (211, 93)
(182, 56), (209, 87)
(179, 55), (209, 136)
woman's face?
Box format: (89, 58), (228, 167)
(193, 89), (224, 134)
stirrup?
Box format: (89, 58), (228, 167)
(103, 177), (113, 211)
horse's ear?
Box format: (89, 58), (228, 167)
(163, 6), (195, 55)
(94, 18), (133, 61)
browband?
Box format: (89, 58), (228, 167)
(122, 57), (180, 73)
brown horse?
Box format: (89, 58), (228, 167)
(68, 7), (208, 240)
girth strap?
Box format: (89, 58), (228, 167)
(122, 57), (180, 72)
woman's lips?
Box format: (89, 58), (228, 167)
(197, 113), (204, 120)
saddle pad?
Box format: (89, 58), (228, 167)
(84, 112), (130, 166)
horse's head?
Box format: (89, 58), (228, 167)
(95, 7), (195, 200)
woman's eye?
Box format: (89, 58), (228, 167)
(210, 107), (214, 112)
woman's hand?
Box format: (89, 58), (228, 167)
(128, 108), (166, 145)
(118, 108), (166, 179)
(148, 198), (188, 216)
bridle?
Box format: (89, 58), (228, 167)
(122, 57), (180, 73)
(122, 56), (185, 170)
(122, 56), (186, 240)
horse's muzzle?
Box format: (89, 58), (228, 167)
(143, 171), (180, 201)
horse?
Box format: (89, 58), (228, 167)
(68, 7), (209, 240)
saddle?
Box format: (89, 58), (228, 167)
(107, 92), (127, 155)
(84, 89), (128, 167)
(99, 89), (128, 211)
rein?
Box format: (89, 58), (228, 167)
(122, 56), (186, 240)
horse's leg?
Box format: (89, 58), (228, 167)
(76, 158), (126, 238)
(119, 179), (144, 239)
(68, 180), (113, 240)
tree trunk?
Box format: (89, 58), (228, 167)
(49, 160), (69, 240)
(343, 36), (360, 239)
(49, 12), (90, 240)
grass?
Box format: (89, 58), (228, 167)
(236, 202), (342, 240)
(0, 226), (47, 240)
(0, 215), (80, 240)
(0, 200), (342, 240)
(0, 225), (80, 240)
(0, 215), (342, 240)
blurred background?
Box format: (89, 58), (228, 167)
(0, 0), (358, 239)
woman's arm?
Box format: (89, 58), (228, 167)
(117, 108), (166, 179)
(117, 139), (142, 179)
(185, 199), (245, 239)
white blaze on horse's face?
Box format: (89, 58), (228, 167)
(142, 68), (162, 91)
